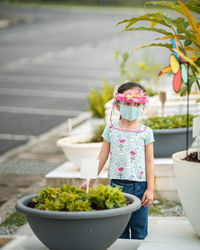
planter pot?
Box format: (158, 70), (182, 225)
(153, 127), (193, 158)
(173, 150), (200, 237)
(57, 134), (102, 170)
(16, 193), (141, 250)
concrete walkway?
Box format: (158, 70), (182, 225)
(1, 216), (199, 249)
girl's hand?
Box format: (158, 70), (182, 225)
(80, 180), (94, 189)
(141, 189), (154, 207)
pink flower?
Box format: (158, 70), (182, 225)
(140, 171), (144, 175)
(119, 139), (126, 144)
(118, 167), (124, 172)
(130, 151), (136, 156)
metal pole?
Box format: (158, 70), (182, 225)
(186, 63), (189, 157)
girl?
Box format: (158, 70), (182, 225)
(81, 82), (154, 240)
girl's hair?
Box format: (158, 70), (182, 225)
(117, 82), (146, 94)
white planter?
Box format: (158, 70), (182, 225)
(57, 134), (102, 170)
(149, 93), (200, 117)
(172, 150), (200, 237)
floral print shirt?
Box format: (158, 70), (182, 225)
(102, 122), (154, 182)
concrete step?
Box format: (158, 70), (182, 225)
(138, 217), (200, 250)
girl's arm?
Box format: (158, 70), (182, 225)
(81, 139), (110, 188)
(141, 142), (154, 207)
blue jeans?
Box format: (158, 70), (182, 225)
(110, 179), (148, 240)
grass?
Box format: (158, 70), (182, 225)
(0, 211), (27, 227)
(148, 199), (183, 216)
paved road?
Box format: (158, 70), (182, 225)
(0, 4), (169, 155)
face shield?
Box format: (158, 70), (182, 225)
(110, 89), (149, 132)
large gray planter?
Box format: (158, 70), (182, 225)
(153, 127), (193, 158)
(16, 193), (141, 250)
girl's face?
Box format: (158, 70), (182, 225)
(111, 86), (149, 130)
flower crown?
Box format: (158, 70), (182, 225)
(115, 89), (148, 104)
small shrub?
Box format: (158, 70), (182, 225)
(0, 211), (27, 227)
(30, 184), (127, 212)
(147, 114), (195, 129)
(87, 80), (115, 118)
(87, 123), (106, 143)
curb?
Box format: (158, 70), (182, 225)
(0, 179), (46, 225)
(0, 112), (91, 164)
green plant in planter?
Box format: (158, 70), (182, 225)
(87, 123), (106, 143)
(87, 80), (115, 119)
(30, 184), (126, 212)
(147, 114), (196, 129)
(89, 184), (126, 209)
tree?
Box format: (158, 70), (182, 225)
(118, 0), (200, 100)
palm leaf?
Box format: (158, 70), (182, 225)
(156, 34), (199, 47)
(158, 65), (172, 76)
(184, 46), (200, 51)
(197, 23), (200, 46)
(174, 48), (200, 72)
(155, 13), (196, 40)
(145, 1), (183, 14)
(119, 12), (196, 42)
(126, 26), (173, 36)
(147, 0), (200, 15)
(133, 43), (173, 53)
(155, 34), (187, 40)
(185, 0), (200, 14)
(118, 12), (171, 30)
(178, 0), (198, 33)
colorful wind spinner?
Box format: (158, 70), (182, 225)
(158, 37), (189, 93)
(170, 37), (189, 92)
(157, 36), (192, 155)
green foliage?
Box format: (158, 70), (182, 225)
(118, 0), (200, 95)
(31, 184), (127, 212)
(89, 185), (126, 209)
(115, 51), (161, 83)
(149, 199), (183, 216)
(87, 80), (115, 118)
(0, 211), (27, 227)
(146, 88), (158, 97)
(147, 114), (195, 129)
(87, 123), (106, 143)
(114, 51), (160, 95)
(145, 0), (200, 15)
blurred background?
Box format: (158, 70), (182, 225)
(0, 0), (173, 155)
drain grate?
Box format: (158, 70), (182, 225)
(0, 160), (60, 175)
